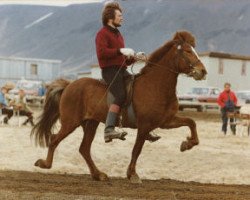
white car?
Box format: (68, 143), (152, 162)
(178, 87), (221, 112)
(236, 90), (250, 106)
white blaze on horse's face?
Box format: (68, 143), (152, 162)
(188, 45), (206, 80)
(191, 46), (200, 60)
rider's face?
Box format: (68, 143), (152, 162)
(112, 10), (123, 27)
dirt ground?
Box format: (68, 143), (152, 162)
(1, 170), (250, 200)
(1, 110), (250, 200)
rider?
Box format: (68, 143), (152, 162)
(95, 2), (160, 143)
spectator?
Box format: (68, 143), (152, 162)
(38, 81), (46, 97)
(9, 89), (34, 126)
(217, 83), (237, 135)
(0, 86), (13, 124)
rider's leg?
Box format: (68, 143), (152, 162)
(102, 67), (127, 142)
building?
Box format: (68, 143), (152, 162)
(0, 56), (61, 85)
(177, 52), (250, 94)
(90, 52), (250, 95)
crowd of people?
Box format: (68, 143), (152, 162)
(0, 86), (34, 126)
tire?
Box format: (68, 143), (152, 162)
(197, 106), (203, 112)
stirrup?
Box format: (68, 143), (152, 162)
(104, 130), (127, 143)
(146, 132), (161, 143)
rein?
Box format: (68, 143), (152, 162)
(134, 43), (201, 76)
(134, 56), (179, 74)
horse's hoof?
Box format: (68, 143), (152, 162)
(34, 159), (51, 169)
(92, 172), (109, 181)
(99, 172), (109, 181)
(180, 141), (188, 152)
(129, 174), (142, 184)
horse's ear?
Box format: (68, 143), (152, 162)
(173, 31), (196, 47)
(173, 32), (183, 43)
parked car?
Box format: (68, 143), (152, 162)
(236, 90), (250, 105)
(9, 79), (44, 104)
(178, 87), (221, 111)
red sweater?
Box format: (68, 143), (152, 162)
(95, 26), (134, 68)
(217, 90), (237, 108)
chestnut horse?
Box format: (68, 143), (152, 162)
(31, 31), (207, 183)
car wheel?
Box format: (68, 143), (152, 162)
(197, 106), (203, 112)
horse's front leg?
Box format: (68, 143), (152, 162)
(127, 129), (147, 184)
(160, 116), (199, 152)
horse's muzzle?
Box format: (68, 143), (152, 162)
(192, 68), (207, 80)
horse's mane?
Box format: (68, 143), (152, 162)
(140, 31), (196, 74)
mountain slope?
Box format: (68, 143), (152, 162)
(0, 0), (249, 74)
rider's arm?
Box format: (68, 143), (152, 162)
(95, 32), (121, 59)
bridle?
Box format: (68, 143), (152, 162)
(176, 43), (202, 77)
(134, 42), (202, 76)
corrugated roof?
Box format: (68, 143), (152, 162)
(0, 56), (61, 63)
(199, 52), (250, 61)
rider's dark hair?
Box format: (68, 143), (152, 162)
(102, 2), (122, 26)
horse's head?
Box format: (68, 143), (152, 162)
(172, 31), (207, 80)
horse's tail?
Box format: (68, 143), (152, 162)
(31, 79), (71, 147)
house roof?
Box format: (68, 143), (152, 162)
(0, 56), (61, 63)
(199, 51), (250, 61)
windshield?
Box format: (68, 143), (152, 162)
(190, 88), (209, 95)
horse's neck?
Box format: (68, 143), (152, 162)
(140, 59), (179, 98)
(140, 63), (178, 101)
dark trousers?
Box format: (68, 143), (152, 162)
(221, 107), (236, 134)
(2, 108), (13, 119)
(19, 110), (33, 118)
(102, 66), (130, 107)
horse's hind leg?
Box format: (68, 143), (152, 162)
(35, 124), (77, 169)
(79, 120), (109, 181)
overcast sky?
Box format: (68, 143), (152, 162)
(0, 0), (102, 6)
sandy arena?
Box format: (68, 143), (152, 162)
(1, 110), (250, 199)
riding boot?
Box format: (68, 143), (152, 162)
(104, 111), (127, 143)
(146, 132), (161, 143)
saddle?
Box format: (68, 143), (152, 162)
(100, 74), (138, 128)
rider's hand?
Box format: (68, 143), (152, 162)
(135, 51), (146, 60)
(136, 51), (146, 56)
(119, 48), (135, 58)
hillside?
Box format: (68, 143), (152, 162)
(0, 0), (249, 75)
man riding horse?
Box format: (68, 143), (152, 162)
(95, 2), (160, 143)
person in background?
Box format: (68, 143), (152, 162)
(0, 86), (13, 124)
(9, 89), (34, 126)
(95, 1), (160, 143)
(217, 83), (237, 135)
(38, 81), (46, 97)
